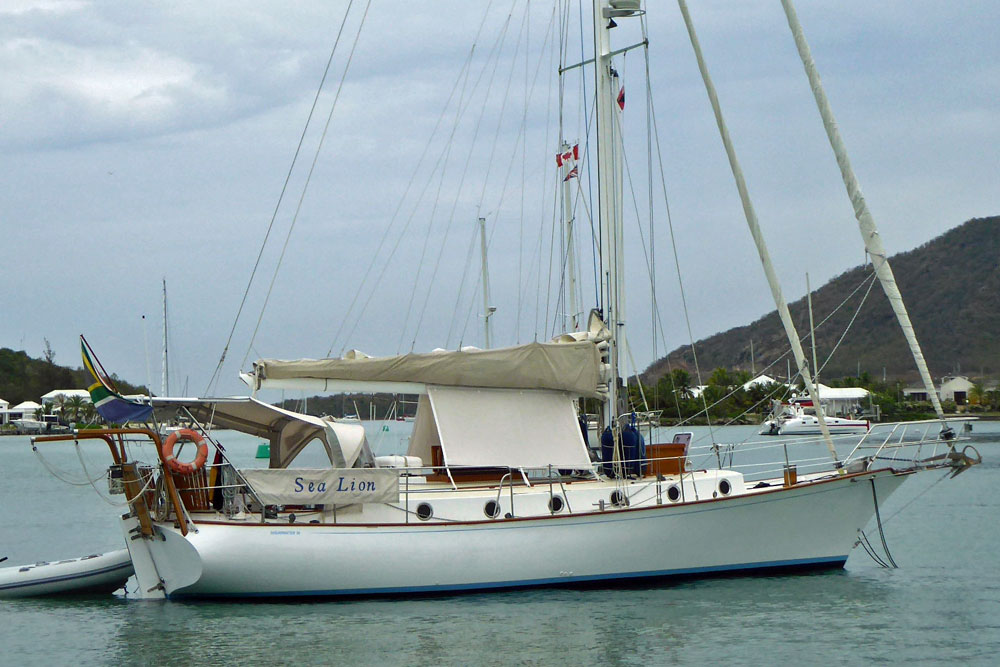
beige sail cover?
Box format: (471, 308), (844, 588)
(406, 386), (592, 470)
(254, 341), (603, 398)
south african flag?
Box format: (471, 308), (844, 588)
(81, 335), (153, 424)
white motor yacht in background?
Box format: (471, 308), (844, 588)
(760, 397), (869, 436)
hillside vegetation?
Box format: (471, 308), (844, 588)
(646, 216), (1000, 383)
(0, 347), (147, 406)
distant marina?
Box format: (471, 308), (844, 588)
(0, 389), (91, 436)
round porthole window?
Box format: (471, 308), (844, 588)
(610, 490), (628, 507)
(484, 500), (501, 518)
(719, 479), (732, 496)
(548, 495), (565, 513)
(667, 485), (681, 502)
(416, 502), (433, 521)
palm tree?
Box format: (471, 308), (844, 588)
(670, 368), (692, 398)
(81, 403), (98, 424)
(54, 394), (68, 423)
(64, 395), (86, 424)
(969, 382), (986, 406)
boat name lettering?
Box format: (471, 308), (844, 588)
(337, 477), (378, 493)
(294, 477), (328, 493)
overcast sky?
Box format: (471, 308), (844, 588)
(2, 0), (997, 399)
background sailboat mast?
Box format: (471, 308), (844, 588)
(161, 278), (169, 397)
(779, 0), (947, 426)
(559, 142), (580, 332)
(593, 0), (623, 424)
(478, 217), (493, 349)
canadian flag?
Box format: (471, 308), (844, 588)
(556, 144), (579, 181)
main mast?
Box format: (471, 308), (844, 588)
(593, 0), (639, 427)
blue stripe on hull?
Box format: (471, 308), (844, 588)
(171, 555), (848, 599)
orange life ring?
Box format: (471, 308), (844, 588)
(162, 428), (209, 475)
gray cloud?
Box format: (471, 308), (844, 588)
(2, 1), (997, 399)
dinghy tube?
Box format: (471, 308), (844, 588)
(0, 549), (133, 598)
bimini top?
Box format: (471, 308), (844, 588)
(152, 397), (367, 469)
(250, 340), (605, 398)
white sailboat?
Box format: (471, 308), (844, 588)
(29, 1), (979, 600)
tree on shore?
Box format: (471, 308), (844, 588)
(64, 395), (86, 423)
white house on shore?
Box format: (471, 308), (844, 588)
(903, 375), (976, 405)
(41, 389), (92, 406)
(2, 391), (94, 425)
(4, 400), (43, 423)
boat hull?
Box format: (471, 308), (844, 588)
(139, 469), (907, 598)
(760, 417), (869, 436)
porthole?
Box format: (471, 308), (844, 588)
(416, 502), (433, 521)
(667, 485), (681, 502)
(548, 495), (565, 513)
(610, 490), (628, 507)
(719, 479), (732, 496)
(484, 500), (501, 519)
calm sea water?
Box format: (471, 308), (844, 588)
(1, 422), (997, 665)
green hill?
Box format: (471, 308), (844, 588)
(646, 216), (1000, 383)
(0, 347), (148, 406)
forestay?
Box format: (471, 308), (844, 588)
(407, 386), (592, 470)
(240, 468), (399, 505)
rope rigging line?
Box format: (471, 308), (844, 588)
(515, 4), (530, 344)
(474, 1), (530, 215)
(435, 4), (534, 352)
(537, 8), (560, 340)
(241, 0), (374, 372)
(411, 3), (558, 353)
(644, 18), (656, 396)
(578, 1), (599, 309)
(870, 478), (899, 567)
(329, 0), (508, 356)
(396, 74), (471, 354)
(446, 224), (487, 349)
(547, 98), (596, 338)
(644, 41), (717, 448)
(32, 443), (106, 487)
(205, 0), (357, 394)
(445, 8), (523, 347)
(673, 268), (879, 451)
(547, 0), (599, 335)
(447, 8), (544, 345)
(448, 4), (537, 348)
(880, 469), (951, 525)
